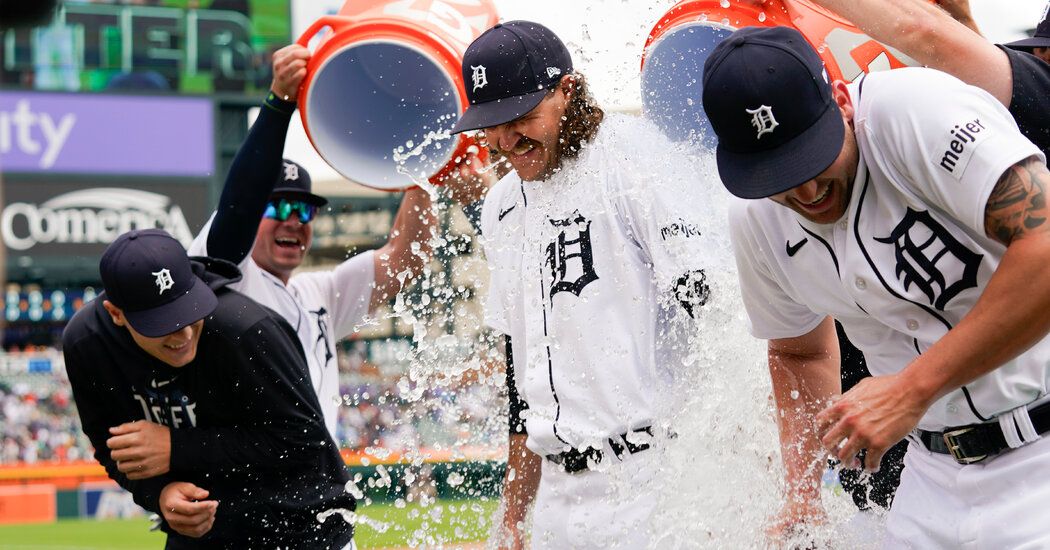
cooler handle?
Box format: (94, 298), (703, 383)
(296, 16), (356, 50)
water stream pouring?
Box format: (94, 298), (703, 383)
(296, 0), (498, 191)
(640, 0), (920, 145)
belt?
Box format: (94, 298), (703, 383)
(546, 426), (654, 474)
(917, 400), (1050, 465)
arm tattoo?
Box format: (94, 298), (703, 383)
(984, 156), (1049, 245)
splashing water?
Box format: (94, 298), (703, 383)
(327, 100), (877, 548)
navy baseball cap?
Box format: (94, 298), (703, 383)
(100, 229), (217, 338)
(270, 159), (327, 207)
(451, 20), (573, 133)
(701, 26), (845, 199)
(1004, 5), (1050, 51)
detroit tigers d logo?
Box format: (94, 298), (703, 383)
(545, 211), (599, 302)
(875, 208), (982, 310)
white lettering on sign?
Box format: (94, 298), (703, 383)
(0, 100), (76, 169)
(822, 28), (919, 81)
(382, 0), (490, 49)
(0, 188), (193, 251)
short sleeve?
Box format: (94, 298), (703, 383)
(605, 119), (732, 304)
(289, 250), (374, 340)
(728, 199), (824, 340)
(479, 174), (521, 336)
(1000, 45), (1050, 154)
(858, 69), (1043, 235)
(188, 213), (253, 272)
(187, 213), (214, 257)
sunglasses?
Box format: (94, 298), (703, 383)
(263, 199), (318, 223)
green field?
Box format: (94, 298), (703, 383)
(0, 499), (498, 549)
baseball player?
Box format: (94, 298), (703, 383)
(62, 229), (355, 549)
(701, 26), (1050, 547)
(188, 44), (441, 441)
(451, 21), (725, 549)
(740, 0), (1050, 513)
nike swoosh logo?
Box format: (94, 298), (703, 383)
(152, 378), (174, 388)
(786, 238), (809, 257)
(498, 204), (516, 221)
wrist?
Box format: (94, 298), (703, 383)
(263, 91), (297, 115)
(899, 361), (941, 410)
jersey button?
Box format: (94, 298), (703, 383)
(838, 221), (848, 231)
(906, 319), (919, 331)
(854, 277), (866, 290)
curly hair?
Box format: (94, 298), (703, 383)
(556, 73), (605, 161)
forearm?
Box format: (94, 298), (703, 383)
(809, 0), (1010, 104)
(371, 187), (435, 309)
(502, 433), (541, 532)
(902, 235), (1050, 406)
(169, 422), (329, 475)
(207, 93), (295, 262)
(767, 320), (841, 509)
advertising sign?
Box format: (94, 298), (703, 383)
(0, 91), (213, 176)
(1, 179), (210, 257)
(0, 0), (291, 94)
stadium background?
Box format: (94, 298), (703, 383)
(0, 0), (1041, 548)
(0, 1), (505, 547)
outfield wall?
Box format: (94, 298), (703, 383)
(0, 453), (506, 524)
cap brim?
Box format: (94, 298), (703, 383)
(271, 189), (328, 207)
(715, 102), (845, 199)
(1003, 37), (1050, 50)
(451, 89), (549, 133)
(124, 276), (218, 338)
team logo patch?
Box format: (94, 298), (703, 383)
(874, 208), (982, 310)
(746, 105), (779, 139)
(152, 268), (174, 295)
(471, 65), (489, 92)
(545, 211), (599, 301)
(673, 269), (711, 319)
(283, 161), (299, 181)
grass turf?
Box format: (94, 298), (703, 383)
(0, 498), (499, 549)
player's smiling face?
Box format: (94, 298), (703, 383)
(482, 78), (572, 182)
(769, 87), (859, 225)
(103, 301), (204, 368)
(253, 209), (312, 283)
(126, 321), (204, 368)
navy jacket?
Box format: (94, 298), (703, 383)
(62, 258), (355, 549)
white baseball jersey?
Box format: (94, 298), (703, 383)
(481, 114), (725, 458)
(190, 220), (374, 439)
(729, 68), (1049, 431)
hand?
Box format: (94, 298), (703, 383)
(815, 372), (928, 472)
(270, 44), (311, 102)
(935, 0), (980, 34)
(440, 146), (497, 205)
(107, 420), (171, 480)
(159, 482), (218, 538)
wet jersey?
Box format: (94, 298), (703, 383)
(729, 68), (1048, 431)
(481, 114), (725, 457)
(190, 223), (373, 440)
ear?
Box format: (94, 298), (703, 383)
(102, 300), (126, 327)
(831, 80), (855, 122)
(556, 74), (576, 98)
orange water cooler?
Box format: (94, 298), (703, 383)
(296, 0), (499, 191)
(640, 0), (918, 144)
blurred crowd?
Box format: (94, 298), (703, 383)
(1, 350), (503, 466)
(1, 378), (92, 464)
